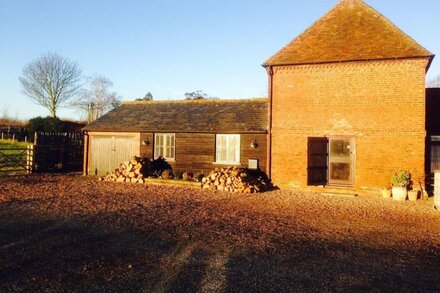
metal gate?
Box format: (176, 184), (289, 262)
(90, 135), (139, 175)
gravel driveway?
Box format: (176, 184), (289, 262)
(1, 174), (439, 291)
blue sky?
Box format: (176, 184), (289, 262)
(1, 0), (439, 120)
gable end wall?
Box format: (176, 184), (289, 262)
(270, 58), (429, 190)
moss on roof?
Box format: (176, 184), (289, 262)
(83, 98), (268, 133)
(264, 0), (433, 66)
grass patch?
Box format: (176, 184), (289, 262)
(0, 139), (31, 149)
(0, 139), (31, 174)
(145, 178), (201, 188)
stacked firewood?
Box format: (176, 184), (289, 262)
(99, 156), (148, 183)
(201, 167), (272, 193)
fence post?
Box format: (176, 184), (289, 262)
(27, 145), (34, 174)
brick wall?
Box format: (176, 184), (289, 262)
(270, 58), (429, 190)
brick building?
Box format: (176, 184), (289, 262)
(84, 0), (436, 194)
(263, 0), (434, 190)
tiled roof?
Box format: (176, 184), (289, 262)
(264, 0), (433, 66)
(83, 98), (268, 133)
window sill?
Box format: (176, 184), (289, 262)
(155, 158), (176, 163)
(213, 162), (241, 166)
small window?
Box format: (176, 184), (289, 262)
(154, 133), (175, 160)
(215, 134), (240, 165)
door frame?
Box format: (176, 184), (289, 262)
(327, 136), (356, 187)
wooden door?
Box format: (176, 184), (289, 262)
(328, 137), (356, 186)
(307, 137), (328, 185)
(90, 135), (138, 175)
(431, 136), (440, 173)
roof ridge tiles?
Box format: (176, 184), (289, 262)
(122, 97), (268, 105)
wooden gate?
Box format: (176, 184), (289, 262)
(90, 135), (139, 175)
(0, 146), (33, 174)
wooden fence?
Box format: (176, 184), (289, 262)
(0, 132), (84, 174)
(32, 144), (83, 172)
(33, 132), (84, 172)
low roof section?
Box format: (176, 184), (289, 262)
(83, 98), (268, 134)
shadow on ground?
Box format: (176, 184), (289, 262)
(1, 203), (439, 292)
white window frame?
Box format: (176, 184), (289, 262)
(154, 133), (175, 160)
(215, 134), (241, 165)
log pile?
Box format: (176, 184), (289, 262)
(99, 156), (148, 183)
(201, 167), (272, 193)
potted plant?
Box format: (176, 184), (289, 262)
(381, 188), (392, 198)
(408, 189), (419, 201)
(391, 170), (411, 201)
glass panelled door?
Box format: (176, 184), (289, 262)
(328, 137), (355, 186)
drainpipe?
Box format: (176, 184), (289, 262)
(83, 131), (89, 175)
(435, 171), (440, 210)
(266, 66), (274, 178)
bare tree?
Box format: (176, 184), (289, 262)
(427, 74), (440, 88)
(72, 75), (121, 123)
(19, 53), (82, 118)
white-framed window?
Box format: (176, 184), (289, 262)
(154, 133), (175, 160)
(215, 134), (240, 165)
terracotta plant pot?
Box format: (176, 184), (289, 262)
(392, 186), (407, 201)
(408, 190), (419, 201)
(381, 189), (392, 198)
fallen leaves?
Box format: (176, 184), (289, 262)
(1, 174), (440, 291)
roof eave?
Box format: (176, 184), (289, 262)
(262, 55), (435, 68)
(83, 129), (268, 134)
(426, 54), (436, 72)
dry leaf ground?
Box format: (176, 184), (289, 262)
(0, 174), (439, 292)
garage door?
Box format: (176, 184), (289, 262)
(90, 135), (139, 175)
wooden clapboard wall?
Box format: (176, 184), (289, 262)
(140, 132), (267, 173)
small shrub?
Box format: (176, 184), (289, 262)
(391, 170), (411, 187)
(149, 157), (172, 177)
(182, 171), (194, 181)
(161, 169), (171, 179)
(195, 172), (205, 182)
(28, 116), (64, 133)
(174, 170), (184, 180)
